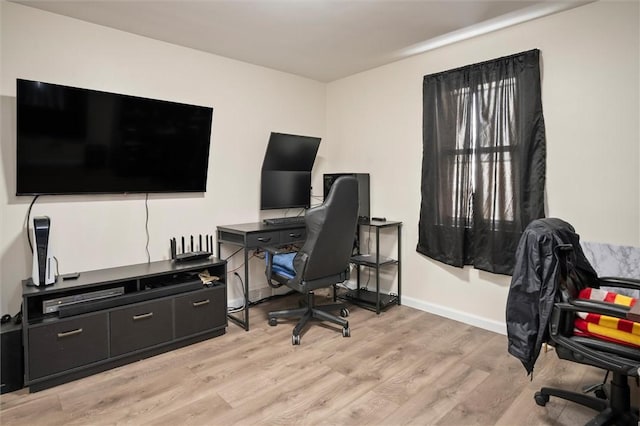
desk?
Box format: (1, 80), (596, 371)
(217, 222), (306, 330)
(628, 302), (640, 323)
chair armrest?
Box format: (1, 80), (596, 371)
(561, 300), (630, 319)
(553, 334), (640, 376)
(598, 276), (640, 291)
(551, 301), (640, 375)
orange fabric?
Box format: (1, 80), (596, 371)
(574, 288), (640, 348)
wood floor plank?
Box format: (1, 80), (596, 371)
(0, 393), (71, 425)
(382, 361), (490, 425)
(317, 388), (401, 426)
(2, 296), (636, 426)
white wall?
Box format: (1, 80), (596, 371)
(2, 1), (638, 334)
(0, 2), (326, 315)
(325, 1), (640, 333)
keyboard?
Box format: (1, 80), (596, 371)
(263, 216), (305, 226)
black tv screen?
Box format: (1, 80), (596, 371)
(260, 132), (320, 210)
(16, 79), (213, 195)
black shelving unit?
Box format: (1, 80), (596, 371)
(343, 219), (402, 314)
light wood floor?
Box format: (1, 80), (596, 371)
(1, 294), (637, 425)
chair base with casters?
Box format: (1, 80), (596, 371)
(268, 289), (351, 345)
(534, 371), (638, 426)
(533, 302), (640, 425)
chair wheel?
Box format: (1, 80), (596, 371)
(594, 389), (607, 399)
(534, 392), (549, 407)
(342, 327), (351, 337)
(268, 317), (278, 326)
(340, 308), (349, 317)
(292, 334), (301, 345)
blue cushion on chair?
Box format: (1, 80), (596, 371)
(270, 252), (296, 279)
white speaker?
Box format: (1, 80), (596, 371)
(32, 216), (56, 286)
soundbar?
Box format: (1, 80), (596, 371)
(43, 287), (125, 314)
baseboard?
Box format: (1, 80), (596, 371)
(229, 289), (507, 335)
(402, 295), (507, 335)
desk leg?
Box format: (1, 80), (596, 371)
(220, 241), (250, 331)
(242, 249), (250, 329)
(397, 224), (402, 306)
(375, 226), (381, 315)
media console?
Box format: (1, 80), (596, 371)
(21, 258), (227, 392)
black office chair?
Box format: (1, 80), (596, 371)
(507, 218), (639, 426)
(265, 176), (359, 345)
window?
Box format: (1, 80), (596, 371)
(417, 50), (546, 275)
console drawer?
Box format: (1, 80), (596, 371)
(174, 287), (226, 338)
(246, 231), (280, 248)
(28, 313), (108, 379)
(110, 299), (172, 356)
(280, 229), (306, 244)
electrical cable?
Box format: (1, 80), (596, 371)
(144, 193), (150, 264)
(227, 252), (257, 274)
(227, 270), (297, 312)
(25, 195), (40, 253)
(223, 247), (244, 262)
(248, 290), (295, 306)
(227, 271), (248, 312)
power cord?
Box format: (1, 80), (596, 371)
(227, 271), (296, 313)
(249, 290), (295, 306)
(228, 272), (248, 313)
(284, 207), (305, 218)
(144, 193), (150, 263)
(226, 251), (257, 274)
(223, 247), (244, 262)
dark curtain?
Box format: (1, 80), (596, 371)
(417, 49), (546, 275)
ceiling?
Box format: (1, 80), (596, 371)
(14, 1), (590, 82)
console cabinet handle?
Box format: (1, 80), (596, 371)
(289, 233), (301, 238)
(57, 328), (83, 338)
(192, 299), (210, 307)
(133, 312), (153, 321)
(257, 237), (271, 242)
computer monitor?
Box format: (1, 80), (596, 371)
(260, 133), (320, 210)
(260, 170), (311, 210)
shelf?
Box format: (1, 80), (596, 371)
(342, 288), (399, 311)
(22, 258), (227, 392)
(351, 254), (398, 267)
(350, 220), (402, 314)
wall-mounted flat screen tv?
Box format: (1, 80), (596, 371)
(16, 79), (213, 195)
(260, 132), (320, 210)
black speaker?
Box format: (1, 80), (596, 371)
(323, 173), (370, 223)
(1, 321), (24, 394)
